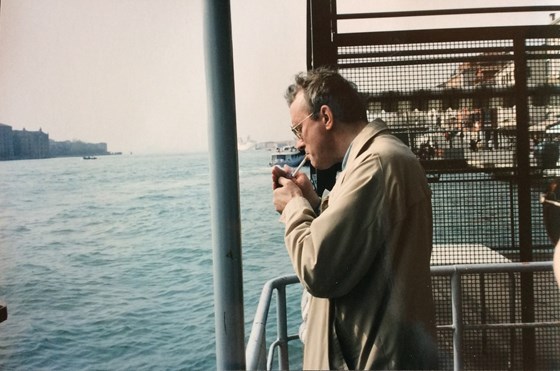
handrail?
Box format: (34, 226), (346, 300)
(433, 261), (556, 370)
(246, 275), (300, 371)
(430, 261), (553, 275)
(245, 262), (557, 371)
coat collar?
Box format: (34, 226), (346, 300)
(345, 118), (389, 165)
(335, 119), (389, 185)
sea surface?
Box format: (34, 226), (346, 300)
(0, 151), (303, 370)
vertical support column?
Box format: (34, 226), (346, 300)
(513, 35), (536, 370)
(307, 0), (337, 70)
(307, 0), (340, 195)
(203, 1), (246, 370)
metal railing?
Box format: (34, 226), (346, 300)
(245, 262), (558, 371)
(245, 275), (300, 371)
(432, 261), (557, 370)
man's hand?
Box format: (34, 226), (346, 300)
(290, 171), (321, 211)
(272, 165), (321, 213)
(273, 176), (303, 213)
(272, 165), (290, 190)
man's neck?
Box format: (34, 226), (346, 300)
(335, 120), (368, 161)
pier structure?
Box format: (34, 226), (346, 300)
(246, 3), (560, 370)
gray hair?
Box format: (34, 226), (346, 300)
(284, 67), (367, 123)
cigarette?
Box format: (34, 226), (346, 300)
(291, 155), (308, 177)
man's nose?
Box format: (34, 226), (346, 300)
(296, 138), (305, 151)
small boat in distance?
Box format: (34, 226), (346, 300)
(83, 156), (97, 160)
(269, 146), (307, 167)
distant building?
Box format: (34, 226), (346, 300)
(13, 128), (50, 159)
(49, 140), (109, 157)
(0, 123), (113, 160)
(0, 123), (14, 160)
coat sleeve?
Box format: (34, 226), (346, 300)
(282, 152), (387, 298)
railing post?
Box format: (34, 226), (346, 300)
(246, 281), (274, 370)
(451, 270), (464, 371)
(508, 272), (517, 368)
(480, 274), (488, 356)
(276, 285), (290, 370)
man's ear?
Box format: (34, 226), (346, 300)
(320, 105), (334, 130)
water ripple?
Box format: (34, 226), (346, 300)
(0, 152), (297, 370)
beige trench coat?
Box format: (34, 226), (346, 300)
(281, 119), (438, 370)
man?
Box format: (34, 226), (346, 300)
(272, 68), (439, 370)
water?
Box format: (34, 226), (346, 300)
(0, 151), (301, 370)
(1, 151), (552, 370)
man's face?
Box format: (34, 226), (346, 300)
(289, 92), (333, 170)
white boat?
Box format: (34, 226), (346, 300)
(269, 146), (306, 167)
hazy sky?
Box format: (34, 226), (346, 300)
(0, 0), (557, 154)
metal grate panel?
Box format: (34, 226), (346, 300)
(307, 3), (560, 368)
(336, 33), (560, 264)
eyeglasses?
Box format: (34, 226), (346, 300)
(290, 112), (313, 140)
